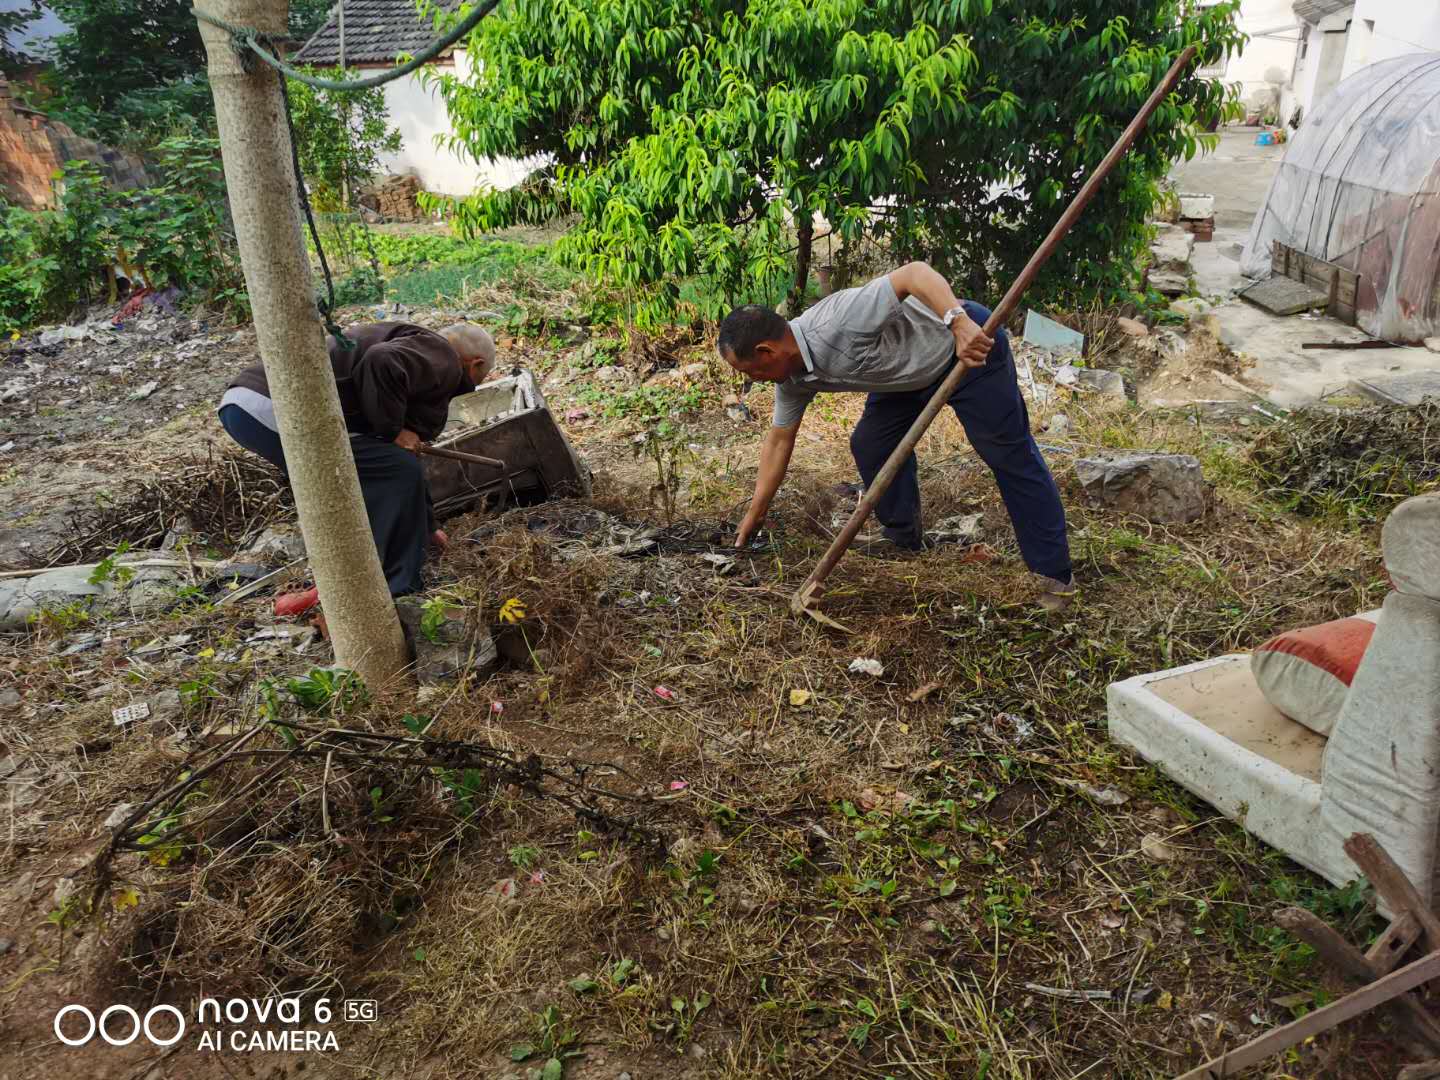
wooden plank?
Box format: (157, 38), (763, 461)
(1274, 908), (1440, 1049)
(1371, 912), (1424, 975)
(1345, 833), (1440, 953)
(1272, 242), (1360, 324)
(1173, 950), (1440, 1080)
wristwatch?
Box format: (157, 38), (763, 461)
(942, 305), (967, 328)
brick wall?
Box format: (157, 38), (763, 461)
(0, 79), (150, 211)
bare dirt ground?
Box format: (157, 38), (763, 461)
(0, 311), (253, 567)
(0, 289), (1431, 1080)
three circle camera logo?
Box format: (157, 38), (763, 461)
(54, 997), (379, 1051)
(54, 1004), (186, 1048)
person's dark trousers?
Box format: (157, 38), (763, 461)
(218, 404), (431, 596)
(847, 301), (1073, 583)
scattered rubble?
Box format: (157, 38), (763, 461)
(1073, 367), (1125, 397)
(1074, 452), (1206, 523)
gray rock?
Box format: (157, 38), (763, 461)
(0, 567), (112, 631)
(1074, 368), (1126, 397)
(1149, 270), (1191, 297)
(242, 527), (306, 563)
(395, 600), (500, 685)
(595, 365), (632, 386)
(926, 513), (983, 546)
(1169, 297), (1212, 319)
(126, 565), (186, 617)
(1149, 223), (1195, 273)
(1425, 337), (1440, 354)
(0, 937), (12, 955)
(103, 803), (135, 829)
(0, 688), (21, 709)
(725, 402), (754, 423)
(1074, 452), (1206, 523)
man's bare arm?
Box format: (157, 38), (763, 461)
(888, 262), (993, 369)
(736, 421), (800, 546)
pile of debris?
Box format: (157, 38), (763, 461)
(358, 173), (424, 222)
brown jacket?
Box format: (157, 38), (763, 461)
(229, 323), (473, 442)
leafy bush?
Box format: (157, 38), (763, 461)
(0, 207), (58, 336)
(286, 71), (402, 211)
(431, 0), (1245, 323)
(0, 136), (247, 333)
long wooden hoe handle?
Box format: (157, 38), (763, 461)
(791, 45), (1199, 617)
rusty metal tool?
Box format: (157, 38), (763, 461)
(419, 444), (507, 470)
(792, 45), (1199, 623)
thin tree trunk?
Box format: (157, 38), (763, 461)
(197, 0), (410, 689)
(788, 213), (814, 314)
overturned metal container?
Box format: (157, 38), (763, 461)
(423, 369), (590, 517)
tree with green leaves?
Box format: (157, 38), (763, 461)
(45, 0), (206, 113)
(0, 0), (41, 77)
(430, 0), (1244, 323)
(288, 0), (333, 43)
(286, 69), (402, 210)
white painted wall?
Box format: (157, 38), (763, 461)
(370, 50), (534, 198)
(1216, 0), (1304, 118)
(1342, 0), (1440, 75)
(1289, 0), (1440, 121)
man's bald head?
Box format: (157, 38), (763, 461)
(439, 323), (497, 384)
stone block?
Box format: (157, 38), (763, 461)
(1149, 223), (1195, 273)
(1075, 451), (1205, 523)
(396, 600), (500, 685)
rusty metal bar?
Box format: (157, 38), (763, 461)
(419, 444), (506, 470)
(792, 45), (1199, 617)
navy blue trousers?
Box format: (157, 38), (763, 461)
(219, 404), (432, 597)
(849, 301), (1072, 582)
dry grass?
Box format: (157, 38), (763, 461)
(0, 364), (1416, 1080)
(42, 449), (293, 566)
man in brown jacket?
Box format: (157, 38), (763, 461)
(219, 322), (495, 614)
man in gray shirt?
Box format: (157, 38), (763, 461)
(718, 261), (1073, 609)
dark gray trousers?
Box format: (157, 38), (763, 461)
(219, 404), (431, 596)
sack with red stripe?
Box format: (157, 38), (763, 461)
(1250, 611), (1382, 736)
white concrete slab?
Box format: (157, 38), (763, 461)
(1108, 655), (1358, 889)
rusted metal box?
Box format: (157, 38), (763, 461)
(423, 369), (590, 517)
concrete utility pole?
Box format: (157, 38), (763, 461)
(196, 0), (410, 689)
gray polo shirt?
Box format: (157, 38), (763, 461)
(772, 275), (957, 427)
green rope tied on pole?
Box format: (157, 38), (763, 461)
(193, 2), (501, 347)
(192, 1), (499, 92)
(275, 66), (355, 350)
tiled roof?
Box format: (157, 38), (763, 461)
(293, 0), (461, 66)
(1293, 0), (1353, 23)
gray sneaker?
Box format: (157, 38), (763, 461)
(1036, 573), (1077, 613)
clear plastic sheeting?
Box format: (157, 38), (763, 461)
(1240, 54), (1440, 343)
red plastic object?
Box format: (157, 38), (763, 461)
(274, 585), (320, 618)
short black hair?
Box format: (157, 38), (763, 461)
(717, 304), (788, 361)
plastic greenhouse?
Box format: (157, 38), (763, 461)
(1241, 54), (1440, 343)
